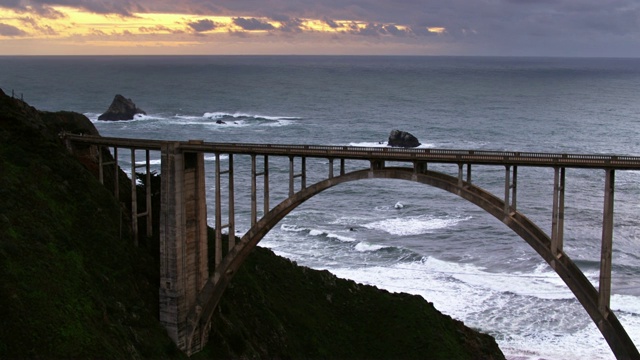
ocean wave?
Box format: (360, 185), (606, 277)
(280, 224), (308, 233)
(86, 112), (163, 123)
(203, 111), (300, 122)
(307, 228), (356, 243)
(87, 111), (299, 128)
(281, 224), (356, 242)
(363, 214), (471, 236)
(354, 242), (389, 252)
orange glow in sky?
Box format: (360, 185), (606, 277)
(0, 6), (448, 55)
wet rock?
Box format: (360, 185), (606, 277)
(98, 94), (146, 121)
(388, 129), (421, 148)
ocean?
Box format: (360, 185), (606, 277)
(3, 55), (640, 359)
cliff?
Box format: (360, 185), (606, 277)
(0, 88), (504, 359)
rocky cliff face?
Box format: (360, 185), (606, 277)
(0, 88), (504, 359)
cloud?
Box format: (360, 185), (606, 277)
(187, 18), (217, 32)
(0, 1), (65, 18)
(324, 18), (340, 29)
(0, 22), (27, 36)
(233, 17), (275, 31)
(276, 17), (304, 33)
(139, 24), (182, 34)
(1, 0), (640, 56)
(20, 15), (58, 35)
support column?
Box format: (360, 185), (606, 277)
(289, 156), (295, 197)
(159, 142), (209, 353)
(512, 166), (518, 210)
(114, 147), (119, 199)
(98, 146), (104, 184)
(145, 149), (152, 237)
(228, 154), (235, 248)
(264, 155), (269, 216)
(503, 165), (517, 215)
(251, 155), (257, 226)
(131, 149), (138, 246)
(599, 169), (615, 315)
(551, 167), (566, 255)
(504, 166), (511, 215)
(329, 158), (334, 179)
(301, 157), (306, 190)
(215, 153), (222, 267)
(413, 161), (427, 175)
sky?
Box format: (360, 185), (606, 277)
(1, 0), (640, 57)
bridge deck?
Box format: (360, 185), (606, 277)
(65, 134), (640, 170)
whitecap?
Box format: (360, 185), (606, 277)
(203, 111), (300, 122)
(354, 242), (387, 252)
(86, 112), (163, 123)
(425, 257), (574, 300)
(363, 214), (471, 236)
(132, 113), (155, 120)
(326, 233), (357, 242)
(280, 224), (307, 232)
(308, 229), (324, 237)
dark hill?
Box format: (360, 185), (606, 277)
(0, 88), (504, 359)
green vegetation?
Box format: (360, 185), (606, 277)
(0, 89), (504, 359)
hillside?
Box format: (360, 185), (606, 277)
(0, 88), (504, 359)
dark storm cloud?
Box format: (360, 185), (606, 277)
(187, 18), (216, 32)
(233, 17), (274, 31)
(0, 22), (27, 35)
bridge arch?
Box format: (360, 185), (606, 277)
(191, 166), (637, 359)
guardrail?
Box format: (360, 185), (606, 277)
(62, 133), (640, 170)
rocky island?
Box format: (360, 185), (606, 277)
(98, 94), (146, 121)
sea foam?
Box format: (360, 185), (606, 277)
(363, 214), (471, 236)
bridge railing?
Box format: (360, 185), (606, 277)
(61, 133), (640, 170)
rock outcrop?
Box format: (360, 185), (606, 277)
(388, 129), (421, 148)
(98, 94), (146, 121)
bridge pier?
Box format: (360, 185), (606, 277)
(551, 167), (566, 256)
(159, 142), (209, 354)
(503, 165), (517, 215)
(599, 169), (615, 315)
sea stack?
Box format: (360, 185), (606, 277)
(98, 94), (146, 121)
(387, 129), (421, 148)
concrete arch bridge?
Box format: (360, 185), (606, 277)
(62, 133), (640, 359)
